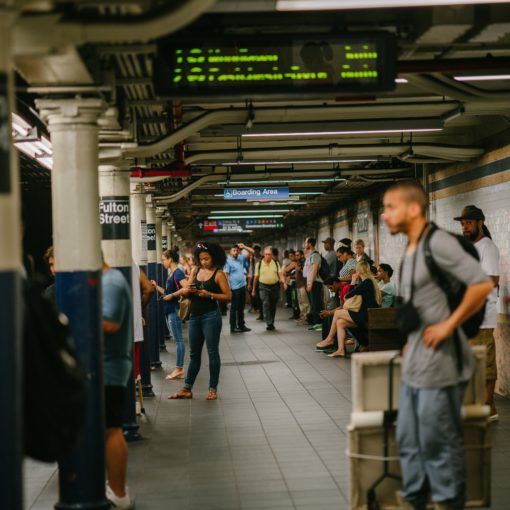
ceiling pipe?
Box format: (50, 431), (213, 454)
(185, 143), (483, 165)
(13, 0), (217, 48)
(116, 102), (464, 160)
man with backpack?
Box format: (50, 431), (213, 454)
(252, 246), (287, 331)
(454, 205), (500, 421)
(383, 181), (493, 510)
(304, 237), (327, 330)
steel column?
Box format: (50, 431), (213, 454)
(0, 9), (22, 510)
(99, 165), (140, 442)
(129, 183), (154, 397)
(145, 200), (162, 369)
(155, 208), (167, 351)
(37, 98), (109, 510)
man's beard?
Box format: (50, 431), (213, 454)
(464, 230), (478, 242)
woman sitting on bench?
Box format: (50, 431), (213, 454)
(316, 260), (382, 357)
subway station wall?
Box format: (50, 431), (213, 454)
(300, 143), (510, 396)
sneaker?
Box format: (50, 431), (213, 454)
(106, 483), (133, 509)
(256, 316), (264, 321)
(313, 324), (323, 331)
(238, 326), (251, 332)
(489, 413), (499, 422)
(266, 324), (275, 331)
(231, 328), (242, 333)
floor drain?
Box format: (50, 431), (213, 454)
(222, 360), (280, 366)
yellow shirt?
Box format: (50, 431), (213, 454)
(257, 260), (280, 285)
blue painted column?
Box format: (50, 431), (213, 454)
(37, 98), (110, 510)
(155, 208), (167, 351)
(161, 221), (170, 342)
(146, 200), (162, 369)
(0, 12), (23, 510)
(130, 183), (154, 397)
(99, 165), (140, 442)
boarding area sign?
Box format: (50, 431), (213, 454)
(223, 187), (289, 200)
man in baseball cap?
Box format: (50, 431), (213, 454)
(321, 237), (336, 278)
(454, 204), (500, 421)
(453, 204), (485, 222)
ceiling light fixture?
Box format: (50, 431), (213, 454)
(240, 119), (443, 138)
(222, 159), (376, 166)
(217, 178), (345, 185)
(441, 105), (465, 123)
(277, 0), (510, 10)
(395, 78), (409, 84)
(454, 75), (510, 82)
(208, 215), (285, 219)
(210, 209), (290, 214)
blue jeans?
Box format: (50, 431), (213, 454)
(165, 311), (185, 369)
(396, 382), (467, 510)
(184, 309), (222, 391)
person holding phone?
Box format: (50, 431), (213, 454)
(168, 242), (231, 401)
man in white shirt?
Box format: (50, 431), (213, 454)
(455, 205), (500, 420)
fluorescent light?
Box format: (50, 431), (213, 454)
(290, 191), (321, 195)
(12, 113), (32, 136)
(454, 75), (510, 82)
(277, 0), (510, 10)
(208, 215), (284, 219)
(210, 209), (290, 213)
(395, 78), (408, 84)
(222, 159), (376, 165)
(217, 178), (344, 185)
(242, 127), (442, 138)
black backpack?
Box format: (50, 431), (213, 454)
(423, 223), (486, 339)
(313, 251), (330, 281)
(23, 277), (88, 462)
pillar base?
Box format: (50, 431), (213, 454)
(55, 499), (111, 510)
(142, 384), (155, 398)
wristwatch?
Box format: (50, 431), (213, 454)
(209, 291), (214, 300)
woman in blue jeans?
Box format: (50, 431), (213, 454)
(151, 249), (187, 380)
(169, 242), (231, 401)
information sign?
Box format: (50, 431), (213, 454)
(224, 187), (289, 200)
(155, 32), (396, 98)
(199, 218), (284, 232)
(99, 196), (130, 240)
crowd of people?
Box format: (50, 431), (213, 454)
(37, 178), (502, 510)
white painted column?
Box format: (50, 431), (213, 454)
(37, 97), (109, 510)
(0, 9), (23, 510)
(129, 182), (153, 396)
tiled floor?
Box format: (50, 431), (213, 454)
(25, 309), (510, 509)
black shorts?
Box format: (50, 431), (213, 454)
(104, 385), (126, 428)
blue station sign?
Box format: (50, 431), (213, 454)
(223, 187), (289, 200)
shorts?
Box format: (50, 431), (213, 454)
(469, 328), (497, 381)
(104, 385), (127, 428)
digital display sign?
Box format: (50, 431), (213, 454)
(155, 33), (396, 98)
(199, 219), (284, 233)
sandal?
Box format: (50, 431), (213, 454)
(327, 352), (346, 358)
(316, 339), (333, 348)
(168, 388), (193, 399)
(165, 369), (185, 380)
(206, 390), (218, 401)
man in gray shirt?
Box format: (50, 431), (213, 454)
(383, 181), (493, 510)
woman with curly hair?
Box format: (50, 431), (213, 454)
(169, 242), (231, 400)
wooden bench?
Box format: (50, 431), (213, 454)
(348, 308), (404, 352)
(367, 307), (404, 351)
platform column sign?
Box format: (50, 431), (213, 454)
(99, 196), (130, 239)
(0, 73), (10, 193)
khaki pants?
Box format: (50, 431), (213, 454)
(296, 286), (310, 320)
(469, 328), (497, 381)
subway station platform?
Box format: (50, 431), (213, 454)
(25, 310), (510, 510)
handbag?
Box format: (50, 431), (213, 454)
(178, 297), (191, 321)
(343, 294), (362, 312)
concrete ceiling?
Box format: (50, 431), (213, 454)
(13, 1), (510, 238)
